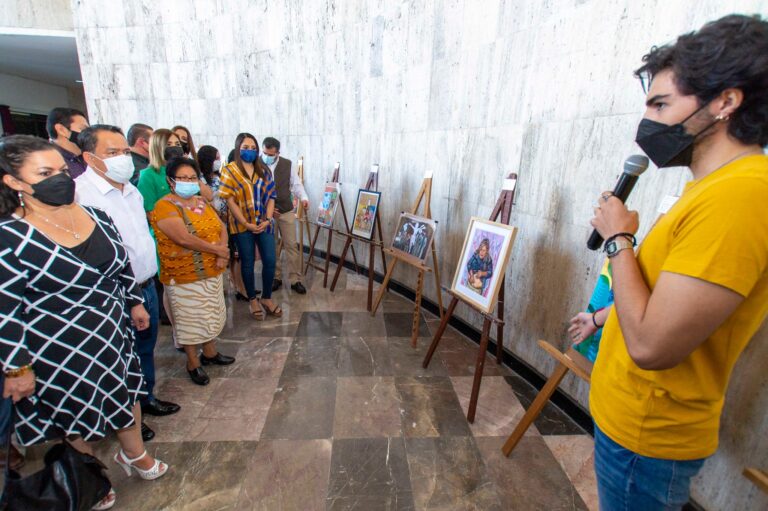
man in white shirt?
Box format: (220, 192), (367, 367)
(261, 137), (309, 294)
(75, 125), (180, 442)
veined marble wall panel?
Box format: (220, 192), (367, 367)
(73, 1), (768, 509)
(0, 0), (73, 31)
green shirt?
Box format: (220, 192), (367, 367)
(137, 165), (171, 212)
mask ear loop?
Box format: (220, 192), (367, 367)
(680, 101), (722, 139)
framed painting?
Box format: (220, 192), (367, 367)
(316, 182), (340, 227)
(390, 212), (437, 264)
(351, 189), (381, 240)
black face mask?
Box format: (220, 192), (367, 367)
(635, 104), (718, 168)
(164, 146), (184, 161)
(27, 172), (76, 207)
(180, 142), (190, 155)
(68, 129), (82, 149)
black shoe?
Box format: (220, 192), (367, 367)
(272, 279), (283, 292)
(187, 366), (210, 385)
(291, 282), (307, 294)
(235, 292), (249, 302)
(142, 397), (181, 417)
(200, 353), (236, 366)
(141, 422), (155, 442)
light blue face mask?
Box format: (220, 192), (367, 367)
(174, 180), (200, 198)
(261, 153), (277, 166)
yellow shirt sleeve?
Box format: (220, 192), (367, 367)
(662, 177), (768, 297)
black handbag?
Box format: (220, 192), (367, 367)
(1, 409), (111, 511)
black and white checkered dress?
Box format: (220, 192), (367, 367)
(0, 206), (146, 445)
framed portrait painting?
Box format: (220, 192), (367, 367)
(450, 217), (518, 314)
(351, 189), (381, 240)
(390, 212), (436, 264)
(316, 182), (340, 227)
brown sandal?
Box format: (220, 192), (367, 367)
(262, 302), (283, 318)
(249, 300), (264, 321)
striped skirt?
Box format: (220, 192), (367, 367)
(166, 274), (226, 345)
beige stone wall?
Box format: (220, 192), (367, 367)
(71, 1), (768, 509)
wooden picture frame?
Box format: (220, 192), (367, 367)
(316, 182), (341, 227)
(390, 212), (436, 264)
(450, 217), (518, 314)
(351, 189), (381, 240)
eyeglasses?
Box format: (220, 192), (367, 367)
(172, 176), (199, 183)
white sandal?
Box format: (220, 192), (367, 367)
(92, 488), (116, 510)
(114, 449), (168, 480)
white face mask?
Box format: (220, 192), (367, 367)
(212, 159), (222, 172)
(100, 154), (135, 184)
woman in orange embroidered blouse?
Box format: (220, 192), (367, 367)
(150, 157), (236, 386)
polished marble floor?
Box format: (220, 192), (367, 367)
(22, 266), (598, 510)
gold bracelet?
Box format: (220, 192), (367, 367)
(5, 364), (33, 378)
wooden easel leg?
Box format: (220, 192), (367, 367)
(430, 244), (444, 319)
(501, 362), (570, 456)
(371, 259), (397, 316)
(349, 244), (360, 274)
(330, 236), (352, 292)
(304, 225), (321, 275)
(496, 284), (505, 364)
(467, 319), (492, 423)
(322, 228), (333, 288)
(422, 297), (459, 368)
(411, 270), (424, 348)
(367, 242), (374, 311)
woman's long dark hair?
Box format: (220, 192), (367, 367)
(233, 132), (265, 179)
(0, 135), (57, 217)
(197, 145), (219, 184)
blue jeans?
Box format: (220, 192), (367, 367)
(133, 282), (159, 403)
(233, 231), (276, 300)
(594, 424), (706, 511)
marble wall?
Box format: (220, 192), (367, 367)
(71, 1), (767, 509)
(0, 0), (73, 31)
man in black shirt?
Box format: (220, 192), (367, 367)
(127, 123), (153, 185)
(46, 107), (89, 178)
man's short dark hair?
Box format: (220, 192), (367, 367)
(45, 107), (87, 139)
(263, 137), (280, 151)
(635, 14), (768, 146)
(127, 123), (153, 146)
(78, 124), (125, 154)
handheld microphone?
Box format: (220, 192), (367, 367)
(587, 155), (650, 250)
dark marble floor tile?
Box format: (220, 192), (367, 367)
(236, 439), (332, 510)
(384, 312), (431, 338)
(327, 437), (414, 510)
(405, 436), (503, 510)
(395, 376), (471, 437)
(334, 376), (402, 438)
(436, 336), (511, 377)
(388, 337), (448, 377)
(295, 311), (344, 337)
(504, 374), (586, 435)
(337, 337), (393, 376)
(219, 337), (292, 378)
(260, 376), (337, 440)
(152, 377), (221, 421)
(90, 440), (251, 510)
(281, 337), (340, 379)
(342, 311), (388, 336)
(476, 436), (589, 510)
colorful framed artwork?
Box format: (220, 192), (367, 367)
(351, 189), (381, 240)
(450, 217), (518, 314)
(316, 182), (340, 227)
(390, 212), (437, 264)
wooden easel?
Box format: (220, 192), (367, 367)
(501, 341), (593, 456)
(276, 156), (311, 270)
(304, 163), (359, 288)
(370, 173), (444, 347)
(422, 173), (518, 423)
(329, 165), (389, 311)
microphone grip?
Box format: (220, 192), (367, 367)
(586, 173), (639, 251)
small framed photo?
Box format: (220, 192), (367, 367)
(451, 217), (518, 314)
(316, 182), (340, 227)
(390, 212), (437, 264)
(351, 189), (381, 240)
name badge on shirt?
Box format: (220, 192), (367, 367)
(658, 194), (679, 215)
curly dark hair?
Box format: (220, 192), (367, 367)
(0, 135), (59, 217)
(635, 14), (768, 146)
(165, 157), (201, 181)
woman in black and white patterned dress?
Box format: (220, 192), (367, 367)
(0, 136), (169, 510)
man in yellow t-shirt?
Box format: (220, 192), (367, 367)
(588, 15), (768, 511)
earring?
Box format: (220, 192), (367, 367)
(715, 114), (730, 121)
(17, 191), (24, 208)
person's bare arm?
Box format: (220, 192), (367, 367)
(156, 216), (229, 258)
(199, 181), (214, 201)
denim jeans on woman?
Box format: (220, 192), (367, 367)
(233, 230), (276, 300)
(593, 423), (706, 511)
